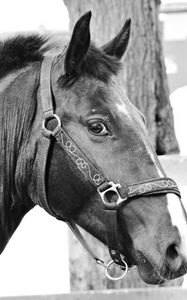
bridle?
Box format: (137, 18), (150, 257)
(36, 55), (181, 281)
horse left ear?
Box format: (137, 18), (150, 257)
(101, 19), (131, 59)
(64, 11), (91, 73)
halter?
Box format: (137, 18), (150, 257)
(36, 55), (181, 281)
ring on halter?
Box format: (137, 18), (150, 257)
(42, 113), (62, 137)
(105, 259), (128, 281)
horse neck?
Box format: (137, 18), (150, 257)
(0, 64), (41, 253)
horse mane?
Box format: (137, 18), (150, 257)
(0, 34), (52, 79)
(0, 34), (50, 220)
(0, 34), (121, 85)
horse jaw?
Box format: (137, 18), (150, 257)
(121, 193), (187, 284)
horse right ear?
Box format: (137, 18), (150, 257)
(101, 19), (131, 59)
(64, 11), (91, 74)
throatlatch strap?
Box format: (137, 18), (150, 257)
(35, 135), (61, 218)
(66, 221), (101, 263)
(34, 136), (51, 211)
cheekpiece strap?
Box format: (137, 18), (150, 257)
(40, 55), (55, 120)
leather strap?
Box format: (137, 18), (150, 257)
(39, 55), (129, 270)
(105, 207), (126, 266)
(35, 135), (62, 218)
(67, 221), (105, 264)
(55, 129), (105, 186)
(127, 177), (180, 198)
(40, 55), (54, 120)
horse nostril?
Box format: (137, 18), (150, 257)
(166, 243), (178, 259)
(166, 243), (182, 271)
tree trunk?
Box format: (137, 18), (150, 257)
(64, 0), (180, 291)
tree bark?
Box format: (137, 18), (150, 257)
(64, 0), (180, 291)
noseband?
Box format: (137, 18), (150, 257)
(36, 55), (181, 281)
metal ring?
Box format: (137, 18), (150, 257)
(42, 114), (61, 137)
(105, 260), (128, 281)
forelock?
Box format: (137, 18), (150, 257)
(59, 43), (122, 88)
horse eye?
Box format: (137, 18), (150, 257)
(87, 121), (109, 136)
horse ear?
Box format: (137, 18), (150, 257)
(64, 11), (91, 73)
(101, 19), (131, 59)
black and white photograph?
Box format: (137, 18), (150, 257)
(0, 0), (187, 299)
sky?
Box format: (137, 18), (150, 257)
(0, 0), (187, 33)
(0, 0), (69, 33)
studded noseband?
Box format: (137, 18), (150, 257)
(36, 55), (181, 281)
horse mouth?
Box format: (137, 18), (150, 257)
(135, 251), (166, 285)
(135, 251), (187, 285)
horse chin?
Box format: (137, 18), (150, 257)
(137, 262), (166, 285)
(135, 251), (186, 285)
(138, 267), (166, 285)
(135, 251), (167, 285)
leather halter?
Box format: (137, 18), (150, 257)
(37, 55), (181, 281)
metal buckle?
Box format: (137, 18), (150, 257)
(95, 258), (108, 269)
(96, 258), (128, 281)
(106, 259), (128, 281)
(97, 181), (126, 206)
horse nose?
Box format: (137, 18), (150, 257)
(166, 194), (187, 272)
(166, 239), (187, 272)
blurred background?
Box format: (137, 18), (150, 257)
(0, 0), (187, 296)
(160, 1), (187, 155)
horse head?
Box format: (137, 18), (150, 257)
(0, 11), (186, 285)
(37, 12), (187, 284)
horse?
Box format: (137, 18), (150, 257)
(0, 11), (187, 285)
